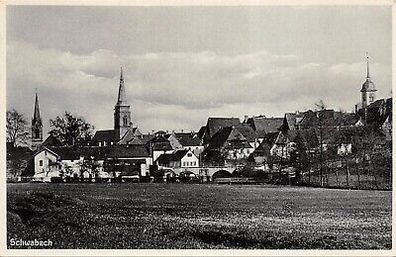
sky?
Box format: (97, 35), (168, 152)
(6, 5), (392, 135)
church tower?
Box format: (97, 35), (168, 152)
(31, 89), (43, 150)
(361, 53), (377, 111)
(114, 67), (132, 141)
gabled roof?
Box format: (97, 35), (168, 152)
(207, 126), (248, 150)
(49, 145), (150, 160)
(118, 128), (144, 145)
(139, 134), (156, 144)
(35, 146), (61, 158)
(42, 135), (62, 147)
(174, 133), (201, 146)
(335, 113), (360, 127)
(205, 117), (241, 139)
(92, 129), (115, 143)
(253, 132), (279, 156)
(365, 97), (392, 126)
(106, 145), (150, 158)
(147, 135), (173, 151)
(245, 116), (283, 133)
(156, 150), (191, 163)
(197, 126), (206, 139)
(274, 129), (319, 147)
(234, 124), (257, 141)
(282, 112), (305, 130)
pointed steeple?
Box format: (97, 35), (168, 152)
(366, 52), (370, 79)
(33, 89), (42, 125)
(116, 67), (128, 106)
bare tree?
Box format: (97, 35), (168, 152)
(6, 109), (30, 148)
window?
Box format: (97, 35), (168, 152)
(123, 115), (128, 126)
(39, 160), (43, 166)
(187, 153), (192, 157)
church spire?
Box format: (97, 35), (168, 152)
(33, 88), (41, 124)
(116, 67), (128, 106)
(31, 88), (43, 150)
(366, 52), (370, 79)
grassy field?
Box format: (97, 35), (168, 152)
(7, 183), (392, 249)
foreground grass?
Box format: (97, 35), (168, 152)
(7, 183), (391, 249)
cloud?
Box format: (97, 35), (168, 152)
(6, 40), (391, 134)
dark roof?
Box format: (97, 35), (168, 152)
(274, 129), (319, 147)
(156, 150), (189, 163)
(205, 117), (241, 139)
(207, 127), (233, 150)
(253, 132), (279, 156)
(106, 145), (150, 158)
(42, 135), (62, 147)
(335, 113), (360, 127)
(282, 112), (305, 130)
(147, 135), (173, 151)
(139, 134), (156, 144)
(207, 126), (250, 150)
(118, 128), (144, 145)
(92, 129), (115, 143)
(49, 145), (150, 160)
(364, 98), (392, 126)
(174, 133), (201, 146)
(235, 124), (257, 141)
(245, 116), (283, 133)
(197, 126), (206, 139)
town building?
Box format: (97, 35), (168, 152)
(91, 68), (141, 146)
(156, 149), (199, 169)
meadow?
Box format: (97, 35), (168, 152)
(7, 183), (392, 249)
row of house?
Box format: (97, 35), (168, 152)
(13, 59), (391, 182)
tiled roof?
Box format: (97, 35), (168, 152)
(246, 116), (283, 133)
(156, 150), (189, 163)
(174, 133), (201, 146)
(49, 145), (150, 160)
(106, 145), (150, 158)
(118, 128), (144, 145)
(207, 126), (248, 150)
(234, 124), (257, 141)
(147, 135), (173, 151)
(42, 135), (62, 147)
(205, 117), (241, 139)
(92, 130), (115, 143)
(253, 132), (279, 156)
(197, 126), (206, 139)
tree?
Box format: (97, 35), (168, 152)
(6, 109), (29, 148)
(49, 111), (94, 146)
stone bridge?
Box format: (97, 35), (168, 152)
(167, 166), (237, 179)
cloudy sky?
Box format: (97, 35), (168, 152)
(6, 5), (392, 135)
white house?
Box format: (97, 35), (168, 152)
(156, 149), (199, 169)
(33, 147), (62, 181)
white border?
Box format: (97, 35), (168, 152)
(1, 0), (394, 256)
